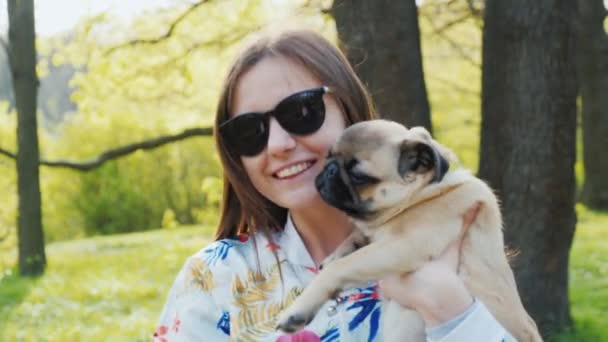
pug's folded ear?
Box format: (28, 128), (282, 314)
(409, 126), (432, 140)
(398, 140), (450, 183)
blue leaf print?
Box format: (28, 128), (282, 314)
(347, 299), (378, 331)
(204, 240), (233, 265)
(368, 307), (381, 342)
(216, 311), (230, 335)
(321, 327), (339, 342)
(345, 285), (381, 341)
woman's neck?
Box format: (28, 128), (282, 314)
(289, 199), (354, 267)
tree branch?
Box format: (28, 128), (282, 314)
(427, 75), (479, 96)
(421, 13), (481, 69)
(105, 0), (209, 55)
(0, 226), (9, 242)
(0, 147), (17, 160)
(466, 0), (484, 17)
(433, 12), (474, 34)
(301, 0), (331, 14)
(114, 25), (258, 89)
(0, 126), (213, 171)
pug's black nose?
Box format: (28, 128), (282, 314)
(316, 160), (338, 191)
(325, 161), (339, 178)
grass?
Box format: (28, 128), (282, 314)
(0, 225), (214, 341)
(0, 208), (606, 341)
(553, 205), (608, 342)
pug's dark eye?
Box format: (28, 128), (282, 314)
(346, 158), (358, 171)
(350, 171), (380, 186)
(416, 146), (435, 170)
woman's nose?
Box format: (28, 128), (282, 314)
(266, 117), (296, 156)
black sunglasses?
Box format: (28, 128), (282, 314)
(219, 86), (330, 157)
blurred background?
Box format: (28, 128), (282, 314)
(0, 0), (606, 340)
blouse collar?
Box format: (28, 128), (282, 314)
(276, 214), (317, 270)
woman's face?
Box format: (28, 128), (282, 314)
(230, 56), (346, 211)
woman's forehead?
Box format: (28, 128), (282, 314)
(230, 56), (322, 117)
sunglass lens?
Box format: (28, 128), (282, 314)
(223, 114), (268, 156)
(276, 90), (325, 135)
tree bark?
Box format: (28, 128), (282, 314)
(577, 0), (608, 210)
(479, 0), (577, 337)
(8, 0), (46, 275)
(331, 0), (432, 132)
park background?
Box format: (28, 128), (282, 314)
(0, 0), (607, 340)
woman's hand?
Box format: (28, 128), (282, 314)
(378, 202), (482, 327)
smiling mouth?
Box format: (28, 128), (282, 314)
(274, 161), (315, 179)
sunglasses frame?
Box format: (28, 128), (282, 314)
(219, 86), (331, 157)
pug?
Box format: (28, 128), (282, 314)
(276, 120), (542, 342)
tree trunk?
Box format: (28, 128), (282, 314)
(577, 0), (608, 210)
(331, 0), (432, 132)
(8, 0), (46, 275)
(479, 0), (577, 338)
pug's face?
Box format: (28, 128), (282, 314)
(315, 120), (451, 221)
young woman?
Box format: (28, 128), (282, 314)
(156, 30), (515, 341)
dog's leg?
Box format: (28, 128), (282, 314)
(276, 225), (459, 333)
(319, 230), (369, 270)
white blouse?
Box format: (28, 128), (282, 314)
(156, 216), (515, 342)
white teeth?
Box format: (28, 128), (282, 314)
(276, 162), (313, 179)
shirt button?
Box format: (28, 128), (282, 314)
(327, 305), (337, 316)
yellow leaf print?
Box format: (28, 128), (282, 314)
(233, 268), (279, 308)
(230, 262), (303, 341)
(187, 257), (214, 292)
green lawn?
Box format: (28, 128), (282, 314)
(553, 205), (608, 342)
(0, 208), (606, 341)
(0, 226), (214, 341)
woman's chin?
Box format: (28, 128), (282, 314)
(280, 188), (326, 212)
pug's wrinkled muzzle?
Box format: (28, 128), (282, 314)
(315, 160), (366, 218)
(316, 161), (343, 202)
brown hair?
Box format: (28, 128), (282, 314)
(213, 29), (376, 241)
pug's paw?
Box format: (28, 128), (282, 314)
(276, 311), (313, 333)
(276, 291), (325, 333)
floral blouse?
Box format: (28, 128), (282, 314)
(156, 216), (515, 342)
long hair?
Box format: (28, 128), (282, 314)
(213, 30), (377, 242)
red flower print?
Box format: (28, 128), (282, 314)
(172, 314), (181, 333)
(348, 293), (365, 301)
(370, 284), (380, 299)
(153, 325), (168, 342)
(305, 266), (319, 274)
(276, 329), (321, 342)
(266, 242), (281, 251)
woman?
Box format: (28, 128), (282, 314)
(156, 29), (515, 341)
